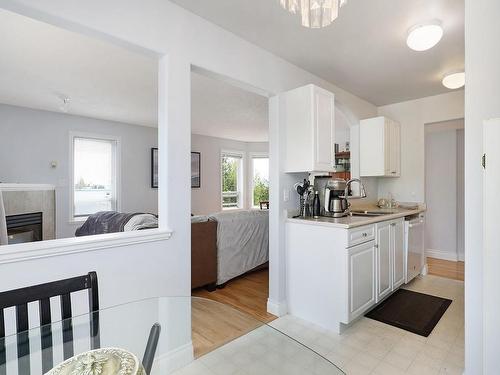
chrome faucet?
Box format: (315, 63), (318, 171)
(343, 178), (367, 213)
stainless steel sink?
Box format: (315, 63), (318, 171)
(350, 210), (398, 217)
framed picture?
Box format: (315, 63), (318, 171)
(191, 152), (201, 188)
(151, 148), (158, 188)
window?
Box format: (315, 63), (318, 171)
(221, 151), (244, 209)
(71, 135), (119, 219)
(251, 155), (269, 207)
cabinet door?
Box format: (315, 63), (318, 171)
(313, 87), (335, 171)
(392, 219), (405, 289)
(384, 120), (392, 175)
(348, 241), (376, 319)
(376, 222), (392, 301)
(389, 121), (401, 176)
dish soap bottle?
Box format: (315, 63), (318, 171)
(313, 191), (321, 218)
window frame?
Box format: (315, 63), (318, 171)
(220, 149), (245, 210)
(69, 132), (121, 223)
(249, 152), (270, 208)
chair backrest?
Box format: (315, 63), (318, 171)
(0, 272), (99, 374)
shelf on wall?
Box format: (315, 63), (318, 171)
(335, 151), (351, 158)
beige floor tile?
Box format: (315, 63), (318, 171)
(439, 363), (465, 375)
(342, 361), (372, 375)
(406, 360), (440, 375)
(346, 352), (381, 371)
(383, 350), (414, 370)
(371, 361), (407, 375)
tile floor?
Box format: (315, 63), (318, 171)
(173, 324), (343, 374)
(175, 274), (464, 375)
(270, 274), (465, 375)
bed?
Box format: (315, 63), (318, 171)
(76, 209), (269, 288)
(208, 210), (269, 285)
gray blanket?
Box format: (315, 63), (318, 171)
(209, 210), (269, 285)
(75, 211), (157, 236)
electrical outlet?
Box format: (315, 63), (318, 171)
(283, 189), (290, 202)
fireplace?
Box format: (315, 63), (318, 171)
(6, 212), (43, 244)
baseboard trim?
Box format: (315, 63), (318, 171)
(267, 298), (287, 317)
(152, 341), (194, 373)
(426, 249), (459, 262)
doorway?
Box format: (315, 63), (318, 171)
(188, 67), (274, 323)
(424, 119), (464, 279)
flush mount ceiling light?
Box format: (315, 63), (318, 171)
(442, 72), (465, 89)
(406, 21), (443, 51)
(279, 0), (348, 28)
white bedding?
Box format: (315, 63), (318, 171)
(209, 210), (269, 285)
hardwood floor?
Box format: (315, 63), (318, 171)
(427, 257), (464, 281)
(192, 269), (276, 323)
(191, 298), (261, 357)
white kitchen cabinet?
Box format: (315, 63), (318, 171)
(392, 219), (405, 288)
(348, 240), (376, 320)
(286, 216), (408, 334)
(376, 221), (392, 301)
(283, 84), (335, 173)
(360, 116), (400, 177)
(375, 218), (405, 302)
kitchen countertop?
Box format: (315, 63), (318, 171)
(286, 206), (426, 229)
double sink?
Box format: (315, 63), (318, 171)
(350, 209), (399, 217)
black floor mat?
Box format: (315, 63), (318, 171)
(365, 289), (452, 337)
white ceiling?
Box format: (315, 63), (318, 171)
(170, 0), (465, 106)
(0, 9), (271, 142)
(191, 71), (269, 142)
(0, 9), (158, 127)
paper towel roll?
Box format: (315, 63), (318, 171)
(0, 190), (8, 246)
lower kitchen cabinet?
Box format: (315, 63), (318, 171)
(376, 222), (392, 301)
(392, 219), (405, 289)
(348, 240), (376, 320)
(286, 216), (409, 334)
(375, 218), (405, 302)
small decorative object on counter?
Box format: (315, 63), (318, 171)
(313, 191), (321, 218)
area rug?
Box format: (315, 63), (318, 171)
(365, 289), (452, 337)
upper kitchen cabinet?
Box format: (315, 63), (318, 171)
(284, 85), (335, 173)
(360, 116), (401, 177)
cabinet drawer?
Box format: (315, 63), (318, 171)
(348, 225), (375, 247)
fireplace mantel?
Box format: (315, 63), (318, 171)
(0, 183), (56, 191)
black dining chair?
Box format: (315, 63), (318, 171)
(0, 272), (100, 375)
(0, 272), (161, 375)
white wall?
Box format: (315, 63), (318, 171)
(456, 129), (464, 262)
(425, 128), (459, 261)
(377, 91), (464, 203)
(191, 133), (268, 215)
(0, 103), (158, 238)
(465, 0), (500, 373)
(0, 0), (378, 337)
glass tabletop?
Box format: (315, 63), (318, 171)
(0, 296), (344, 375)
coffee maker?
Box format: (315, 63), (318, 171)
(313, 176), (349, 218)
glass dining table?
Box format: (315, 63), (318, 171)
(0, 296), (344, 375)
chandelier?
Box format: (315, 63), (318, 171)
(279, 0), (348, 28)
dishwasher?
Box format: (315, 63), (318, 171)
(405, 213), (425, 283)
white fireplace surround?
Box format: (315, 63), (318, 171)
(0, 183), (57, 242)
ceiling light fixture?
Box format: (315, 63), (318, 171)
(406, 21), (443, 51)
(279, 0), (348, 28)
(442, 72), (465, 89)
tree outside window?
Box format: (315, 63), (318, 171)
(221, 153), (242, 209)
(252, 157), (269, 207)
